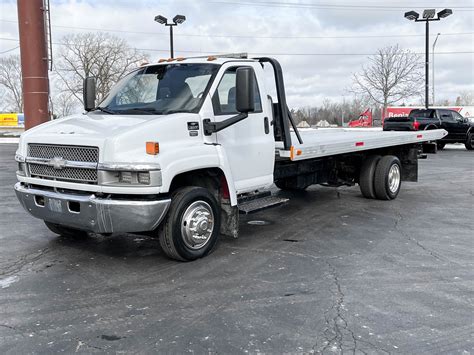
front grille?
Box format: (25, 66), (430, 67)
(29, 164), (98, 183)
(28, 144), (99, 163)
(27, 144), (99, 184)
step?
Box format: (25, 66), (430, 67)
(238, 195), (289, 214)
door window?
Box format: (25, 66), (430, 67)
(212, 68), (262, 115)
(440, 110), (455, 122)
(452, 111), (464, 121)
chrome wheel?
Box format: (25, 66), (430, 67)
(388, 164), (401, 194)
(181, 201), (214, 250)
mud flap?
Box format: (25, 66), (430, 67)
(220, 203), (239, 238)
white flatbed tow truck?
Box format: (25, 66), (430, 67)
(14, 54), (447, 261)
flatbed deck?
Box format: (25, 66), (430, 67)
(277, 128), (448, 161)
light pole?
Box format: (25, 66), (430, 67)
(154, 14), (186, 58)
(432, 33), (441, 105)
(404, 9), (452, 109)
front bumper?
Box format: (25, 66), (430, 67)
(14, 183), (170, 234)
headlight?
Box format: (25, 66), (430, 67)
(137, 172), (150, 185)
(119, 171), (133, 184)
(98, 169), (160, 186)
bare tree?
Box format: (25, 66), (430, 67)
(54, 33), (147, 105)
(52, 91), (79, 118)
(351, 45), (423, 111)
(458, 90), (474, 106)
(0, 55), (23, 112)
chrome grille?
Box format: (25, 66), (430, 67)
(28, 144), (99, 162)
(29, 164), (98, 183)
(27, 144), (99, 184)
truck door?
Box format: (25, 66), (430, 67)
(439, 109), (458, 140)
(451, 110), (470, 140)
(211, 64), (275, 193)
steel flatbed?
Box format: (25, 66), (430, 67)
(277, 128), (447, 161)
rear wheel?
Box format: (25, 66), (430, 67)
(359, 155), (381, 199)
(374, 156), (402, 200)
(158, 187), (220, 261)
(44, 221), (89, 238)
(437, 142), (446, 150)
(465, 133), (474, 150)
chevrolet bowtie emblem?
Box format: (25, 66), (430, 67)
(49, 157), (67, 170)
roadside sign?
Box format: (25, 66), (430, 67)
(0, 113), (24, 127)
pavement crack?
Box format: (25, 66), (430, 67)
(316, 261), (358, 354)
(0, 324), (26, 338)
(0, 248), (51, 277)
(393, 212), (447, 262)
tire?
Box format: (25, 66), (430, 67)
(158, 187), (221, 261)
(465, 133), (474, 150)
(374, 156), (402, 200)
(44, 221), (89, 238)
(359, 155), (381, 199)
(437, 142), (446, 150)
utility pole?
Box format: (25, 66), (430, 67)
(17, 0), (50, 130)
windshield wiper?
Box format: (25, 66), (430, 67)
(95, 106), (116, 114)
(162, 109), (190, 115)
(114, 108), (163, 115)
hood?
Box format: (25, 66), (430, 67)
(22, 113), (155, 139)
(18, 112), (203, 162)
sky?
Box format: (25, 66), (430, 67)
(0, 0), (473, 109)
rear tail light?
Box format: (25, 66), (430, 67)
(413, 121), (420, 130)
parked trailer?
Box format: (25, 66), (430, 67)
(14, 55), (447, 261)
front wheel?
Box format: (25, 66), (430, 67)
(374, 156), (402, 200)
(437, 142), (446, 150)
(465, 133), (474, 150)
(158, 187), (221, 261)
(44, 221), (89, 239)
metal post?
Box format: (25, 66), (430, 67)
(425, 20), (429, 109)
(169, 25), (174, 58)
(432, 33), (440, 106)
(17, 0), (50, 130)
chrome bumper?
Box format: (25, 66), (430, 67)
(14, 183), (170, 234)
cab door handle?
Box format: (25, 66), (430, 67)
(264, 117), (270, 134)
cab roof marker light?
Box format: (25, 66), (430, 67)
(176, 57), (185, 61)
(158, 59), (167, 63)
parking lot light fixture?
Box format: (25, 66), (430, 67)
(154, 14), (186, 58)
(404, 8), (453, 109)
(437, 9), (453, 19)
(404, 11), (419, 21)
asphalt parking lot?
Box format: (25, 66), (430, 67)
(0, 143), (472, 354)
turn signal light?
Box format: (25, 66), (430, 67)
(146, 142), (160, 155)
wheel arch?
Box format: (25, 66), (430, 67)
(424, 124), (439, 130)
(167, 167), (237, 206)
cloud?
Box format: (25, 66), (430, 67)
(0, 0), (472, 108)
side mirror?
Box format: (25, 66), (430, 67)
(83, 76), (96, 112)
(235, 67), (255, 113)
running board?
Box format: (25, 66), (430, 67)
(238, 195), (289, 214)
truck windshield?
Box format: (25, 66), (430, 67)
(98, 63), (219, 115)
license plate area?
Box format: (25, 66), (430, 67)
(47, 198), (63, 213)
